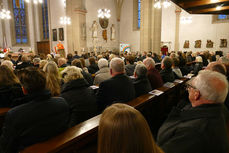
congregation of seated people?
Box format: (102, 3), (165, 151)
(0, 50), (229, 153)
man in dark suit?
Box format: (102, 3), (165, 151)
(157, 70), (229, 153)
(96, 57), (135, 112)
(143, 57), (163, 89)
(0, 68), (69, 153)
(160, 56), (175, 83)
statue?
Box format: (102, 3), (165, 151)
(195, 40), (201, 48)
(92, 20), (98, 39)
(111, 24), (116, 41)
(206, 40), (214, 48)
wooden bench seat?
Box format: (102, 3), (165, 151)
(21, 78), (188, 153)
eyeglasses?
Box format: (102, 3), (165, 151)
(185, 82), (197, 90)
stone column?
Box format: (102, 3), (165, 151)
(140, 0), (162, 54)
(140, 0), (152, 52)
(174, 6), (181, 51)
(151, 3), (162, 54)
(114, 0), (124, 47)
(66, 0), (87, 54)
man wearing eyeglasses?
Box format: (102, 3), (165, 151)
(157, 70), (229, 153)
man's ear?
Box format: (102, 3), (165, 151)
(22, 86), (28, 95)
(110, 68), (113, 75)
(194, 90), (200, 100)
(134, 72), (137, 78)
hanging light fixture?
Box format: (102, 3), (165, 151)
(60, 16), (71, 25)
(154, 0), (171, 9)
(0, 9), (11, 20)
(98, 8), (111, 19)
(25, 0), (43, 4)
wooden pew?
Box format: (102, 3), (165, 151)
(0, 108), (10, 129)
(22, 78), (188, 153)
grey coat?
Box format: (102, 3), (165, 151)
(94, 67), (112, 85)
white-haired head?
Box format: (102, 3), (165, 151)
(195, 56), (203, 63)
(98, 58), (109, 69)
(110, 58), (125, 76)
(143, 58), (155, 70)
(1, 60), (14, 70)
(192, 70), (228, 104)
(61, 66), (83, 83)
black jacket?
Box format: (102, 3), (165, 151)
(15, 62), (32, 70)
(61, 79), (98, 127)
(96, 74), (135, 112)
(160, 68), (175, 83)
(88, 64), (99, 74)
(0, 90), (70, 153)
(133, 77), (152, 97)
(157, 104), (229, 153)
(0, 84), (24, 107)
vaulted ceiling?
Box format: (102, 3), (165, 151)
(171, 0), (229, 14)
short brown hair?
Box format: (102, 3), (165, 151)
(0, 65), (20, 86)
(71, 59), (83, 68)
(98, 103), (163, 153)
(17, 67), (46, 94)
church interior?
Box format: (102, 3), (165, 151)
(0, 0), (229, 153)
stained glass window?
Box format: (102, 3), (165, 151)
(217, 15), (229, 20)
(13, 0), (28, 44)
(42, 0), (49, 39)
(138, 0), (141, 29)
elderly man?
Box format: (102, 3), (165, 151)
(143, 57), (163, 89)
(157, 70), (229, 153)
(133, 64), (152, 97)
(96, 57), (135, 111)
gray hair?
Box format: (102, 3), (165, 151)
(219, 56), (229, 65)
(110, 58), (124, 73)
(195, 56), (203, 63)
(194, 70), (228, 103)
(134, 64), (147, 78)
(1, 60), (14, 70)
(162, 57), (173, 69)
(61, 66), (83, 83)
(33, 58), (41, 64)
(98, 58), (109, 69)
(143, 57), (155, 69)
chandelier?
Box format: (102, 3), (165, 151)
(98, 9), (111, 19)
(60, 16), (71, 25)
(0, 9), (11, 20)
(25, 0), (43, 4)
(180, 16), (192, 24)
(154, 0), (171, 9)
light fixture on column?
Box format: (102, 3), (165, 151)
(0, 9), (11, 20)
(98, 8), (111, 19)
(181, 16), (192, 24)
(154, 0), (171, 9)
(216, 5), (223, 10)
(60, 16), (71, 25)
(25, 0), (43, 4)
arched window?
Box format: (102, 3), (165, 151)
(217, 15), (229, 20)
(137, 0), (141, 29)
(12, 0), (28, 44)
(212, 14), (229, 23)
(41, 0), (49, 40)
(133, 0), (141, 30)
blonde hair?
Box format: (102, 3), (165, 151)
(61, 66), (83, 83)
(0, 65), (20, 87)
(43, 61), (61, 96)
(1, 60), (14, 70)
(98, 103), (164, 153)
(39, 60), (48, 69)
